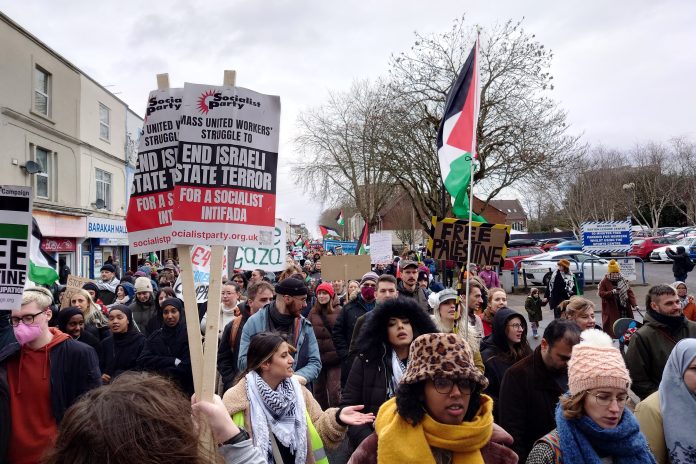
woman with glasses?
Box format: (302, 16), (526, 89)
(223, 332), (374, 463)
(70, 288), (110, 341)
(348, 333), (518, 463)
(341, 297), (437, 449)
(527, 329), (656, 463)
(480, 307), (532, 419)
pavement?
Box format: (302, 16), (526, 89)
(327, 262), (678, 463)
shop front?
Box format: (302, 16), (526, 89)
(33, 210), (86, 282)
(84, 217), (129, 279)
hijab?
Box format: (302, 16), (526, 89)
(160, 297), (186, 339)
(57, 307), (83, 336)
(659, 338), (696, 462)
(103, 305), (145, 376)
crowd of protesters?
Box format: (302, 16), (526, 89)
(2, 248), (696, 464)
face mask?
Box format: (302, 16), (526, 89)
(13, 323), (43, 346)
(361, 286), (375, 301)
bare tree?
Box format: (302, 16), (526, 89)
(669, 138), (696, 224)
(292, 81), (395, 230)
(382, 17), (581, 229)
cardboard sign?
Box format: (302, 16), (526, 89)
(171, 83), (280, 247)
(369, 232), (392, 264)
(126, 88), (182, 253)
(0, 186), (32, 310)
(174, 245), (228, 303)
(320, 255), (372, 281)
(428, 217), (511, 266)
(234, 219), (286, 271)
(61, 274), (93, 309)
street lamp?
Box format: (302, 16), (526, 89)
(622, 183), (635, 223)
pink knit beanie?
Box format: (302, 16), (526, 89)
(568, 329), (631, 396)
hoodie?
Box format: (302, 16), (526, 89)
(6, 328), (69, 464)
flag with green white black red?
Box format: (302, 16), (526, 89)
(30, 217), (59, 286)
(437, 39), (486, 222)
(335, 211), (345, 226)
(355, 222), (368, 255)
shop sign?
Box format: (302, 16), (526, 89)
(41, 237), (76, 252)
(86, 217), (128, 239)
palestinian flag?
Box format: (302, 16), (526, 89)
(335, 211), (345, 226)
(437, 38), (486, 222)
(355, 222), (368, 255)
(30, 218), (59, 285)
(319, 225), (340, 237)
(294, 235), (303, 247)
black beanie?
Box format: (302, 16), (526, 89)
(100, 264), (116, 273)
(82, 282), (100, 294)
(275, 278), (308, 296)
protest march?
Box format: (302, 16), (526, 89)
(2, 5), (696, 464)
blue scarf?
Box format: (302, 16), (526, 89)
(555, 401), (656, 464)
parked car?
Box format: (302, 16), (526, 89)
(521, 250), (610, 285)
(502, 246), (545, 270)
(629, 236), (678, 260)
(539, 237), (575, 251)
(507, 238), (540, 247)
(551, 240), (583, 251)
(649, 237), (696, 262)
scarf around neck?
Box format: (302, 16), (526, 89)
(246, 372), (307, 464)
(374, 395), (493, 464)
(388, 349), (407, 398)
(659, 339), (696, 463)
(555, 400), (656, 464)
(647, 308), (685, 333)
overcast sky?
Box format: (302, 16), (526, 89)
(3, 1), (695, 235)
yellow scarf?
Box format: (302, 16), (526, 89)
(374, 395), (493, 464)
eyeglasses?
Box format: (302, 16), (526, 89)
(507, 323), (524, 330)
(432, 378), (473, 395)
(9, 310), (47, 327)
(588, 391), (628, 407)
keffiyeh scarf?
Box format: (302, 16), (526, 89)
(246, 372), (308, 464)
(387, 349), (407, 398)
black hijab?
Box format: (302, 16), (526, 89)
(160, 298), (186, 339)
(102, 305), (145, 376)
(57, 307), (83, 334)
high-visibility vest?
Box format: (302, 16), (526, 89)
(232, 409), (328, 464)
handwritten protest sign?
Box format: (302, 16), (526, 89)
(170, 83), (280, 247)
(321, 255), (372, 281)
(126, 89), (182, 253)
(324, 239), (358, 255)
(61, 274), (93, 309)
(428, 217), (511, 266)
(233, 219), (286, 272)
(174, 245), (228, 304)
(369, 232), (392, 264)
(0, 186), (31, 310)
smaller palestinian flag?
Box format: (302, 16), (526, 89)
(30, 218), (59, 285)
(355, 222), (368, 255)
(294, 235), (303, 247)
(319, 225), (339, 237)
(335, 211), (345, 226)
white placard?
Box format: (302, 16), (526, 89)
(233, 219), (286, 272)
(369, 232), (392, 264)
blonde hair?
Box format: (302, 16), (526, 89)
(565, 296), (595, 320)
(559, 392), (587, 420)
(72, 288), (108, 328)
(22, 287), (53, 309)
(488, 287), (506, 300)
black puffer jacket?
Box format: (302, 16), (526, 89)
(480, 307), (531, 419)
(332, 294), (374, 386)
(340, 297), (437, 448)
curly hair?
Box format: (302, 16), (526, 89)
(395, 380), (483, 426)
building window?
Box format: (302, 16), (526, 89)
(33, 146), (53, 199)
(99, 103), (110, 141)
(95, 168), (112, 210)
(34, 66), (51, 116)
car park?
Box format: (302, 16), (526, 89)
(502, 246), (545, 270)
(649, 237), (696, 262)
(521, 250), (610, 285)
(629, 236), (678, 260)
(551, 240), (583, 251)
(538, 237), (575, 251)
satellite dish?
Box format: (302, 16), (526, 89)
(22, 160), (42, 174)
(93, 199), (106, 209)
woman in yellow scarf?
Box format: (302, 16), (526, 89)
(348, 333), (518, 464)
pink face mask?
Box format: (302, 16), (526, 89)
(13, 323), (42, 346)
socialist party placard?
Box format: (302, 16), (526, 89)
(0, 186), (32, 310)
(171, 83), (280, 247)
(126, 89), (182, 253)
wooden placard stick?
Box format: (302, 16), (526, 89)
(157, 72), (204, 396)
(200, 69), (237, 402)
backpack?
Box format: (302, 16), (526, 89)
(227, 316), (243, 352)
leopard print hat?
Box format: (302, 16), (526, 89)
(401, 333), (488, 390)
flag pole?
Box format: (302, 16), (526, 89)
(463, 32), (480, 341)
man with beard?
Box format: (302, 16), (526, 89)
(396, 260), (429, 312)
(497, 320), (581, 461)
(237, 278), (321, 386)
